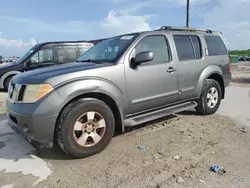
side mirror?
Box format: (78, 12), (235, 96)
(130, 51), (153, 68)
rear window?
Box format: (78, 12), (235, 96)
(204, 35), (227, 56)
(173, 35), (202, 61)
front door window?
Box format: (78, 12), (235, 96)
(30, 49), (53, 64)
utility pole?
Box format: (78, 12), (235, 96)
(186, 0), (190, 27)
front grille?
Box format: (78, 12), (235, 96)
(18, 85), (26, 101)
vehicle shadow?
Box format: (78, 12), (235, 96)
(0, 110), (200, 161)
(177, 110), (202, 116)
(231, 77), (250, 84)
(37, 115), (178, 160)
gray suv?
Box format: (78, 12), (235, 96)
(6, 26), (231, 158)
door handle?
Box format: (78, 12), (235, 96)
(167, 67), (176, 73)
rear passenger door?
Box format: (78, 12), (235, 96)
(55, 46), (78, 64)
(173, 34), (206, 100)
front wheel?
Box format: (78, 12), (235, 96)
(196, 79), (222, 115)
(56, 98), (115, 158)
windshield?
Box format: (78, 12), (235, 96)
(14, 44), (41, 64)
(76, 33), (140, 63)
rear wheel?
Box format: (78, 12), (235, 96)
(196, 79), (222, 115)
(56, 98), (115, 158)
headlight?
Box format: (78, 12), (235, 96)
(23, 84), (53, 103)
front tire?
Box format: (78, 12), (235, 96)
(196, 79), (222, 115)
(56, 98), (115, 158)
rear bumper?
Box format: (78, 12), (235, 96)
(224, 72), (232, 87)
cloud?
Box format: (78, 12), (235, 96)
(0, 9), (152, 56)
(0, 38), (36, 56)
(0, 38), (35, 48)
(100, 10), (151, 36)
(203, 0), (250, 50)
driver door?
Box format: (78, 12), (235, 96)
(124, 34), (179, 115)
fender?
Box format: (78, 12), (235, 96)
(54, 78), (126, 131)
(0, 71), (22, 89)
(195, 65), (223, 96)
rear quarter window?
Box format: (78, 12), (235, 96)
(204, 35), (228, 56)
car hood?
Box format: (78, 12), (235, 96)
(0, 63), (16, 70)
(12, 62), (114, 85)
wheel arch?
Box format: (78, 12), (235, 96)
(0, 71), (21, 89)
(196, 65), (225, 99)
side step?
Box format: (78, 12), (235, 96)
(124, 101), (197, 127)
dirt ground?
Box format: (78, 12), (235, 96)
(0, 61), (250, 188)
(40, 114), (250, 188)
(2, 113), (249, 188)
(230, 61), (250, 87)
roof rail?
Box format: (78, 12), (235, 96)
(158, 26), (222, 34)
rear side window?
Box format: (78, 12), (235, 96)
(204, 36), (227, 56)
(174, 35), (202, 61)
(79, 48), (89, 55)
(78, 45), (93, 55)
(56, 48), (77, 63)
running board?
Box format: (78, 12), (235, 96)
(124, 101), (197, 127)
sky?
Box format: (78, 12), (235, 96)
(0, 0), (250, 56)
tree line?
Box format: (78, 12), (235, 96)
(229, 50), (250, 56)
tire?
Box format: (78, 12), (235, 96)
(196, 79), (222, 115)
(4, 76), (13, 91)
(56, 98), (115, 158)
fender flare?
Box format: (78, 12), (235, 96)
(54, 78), (126, 132)
(0, 71), (21, 89)
(195, 65), (223, 96)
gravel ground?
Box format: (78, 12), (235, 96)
(0, 61), (250, 188)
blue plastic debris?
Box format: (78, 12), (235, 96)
(138, 145), (149, 151)
(210, 165), (226, 174)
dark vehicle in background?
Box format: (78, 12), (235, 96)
(239, 56), (250, 61)
(0, 40), (103, 90)
(0, 56), (2, 64)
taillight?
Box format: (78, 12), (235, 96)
(228, 56), (231, 72)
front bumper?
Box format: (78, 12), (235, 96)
(7, 109), (58, 148)
(5, 90), (64, 148)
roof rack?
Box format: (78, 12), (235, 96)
(158, 26), (222, 34)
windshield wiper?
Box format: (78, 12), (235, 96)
(75, 59), (102, 64)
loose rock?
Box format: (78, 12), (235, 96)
(199, 180), (206, 183)
(173, 155), (182, 160)
(176, 177), (184, 183)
